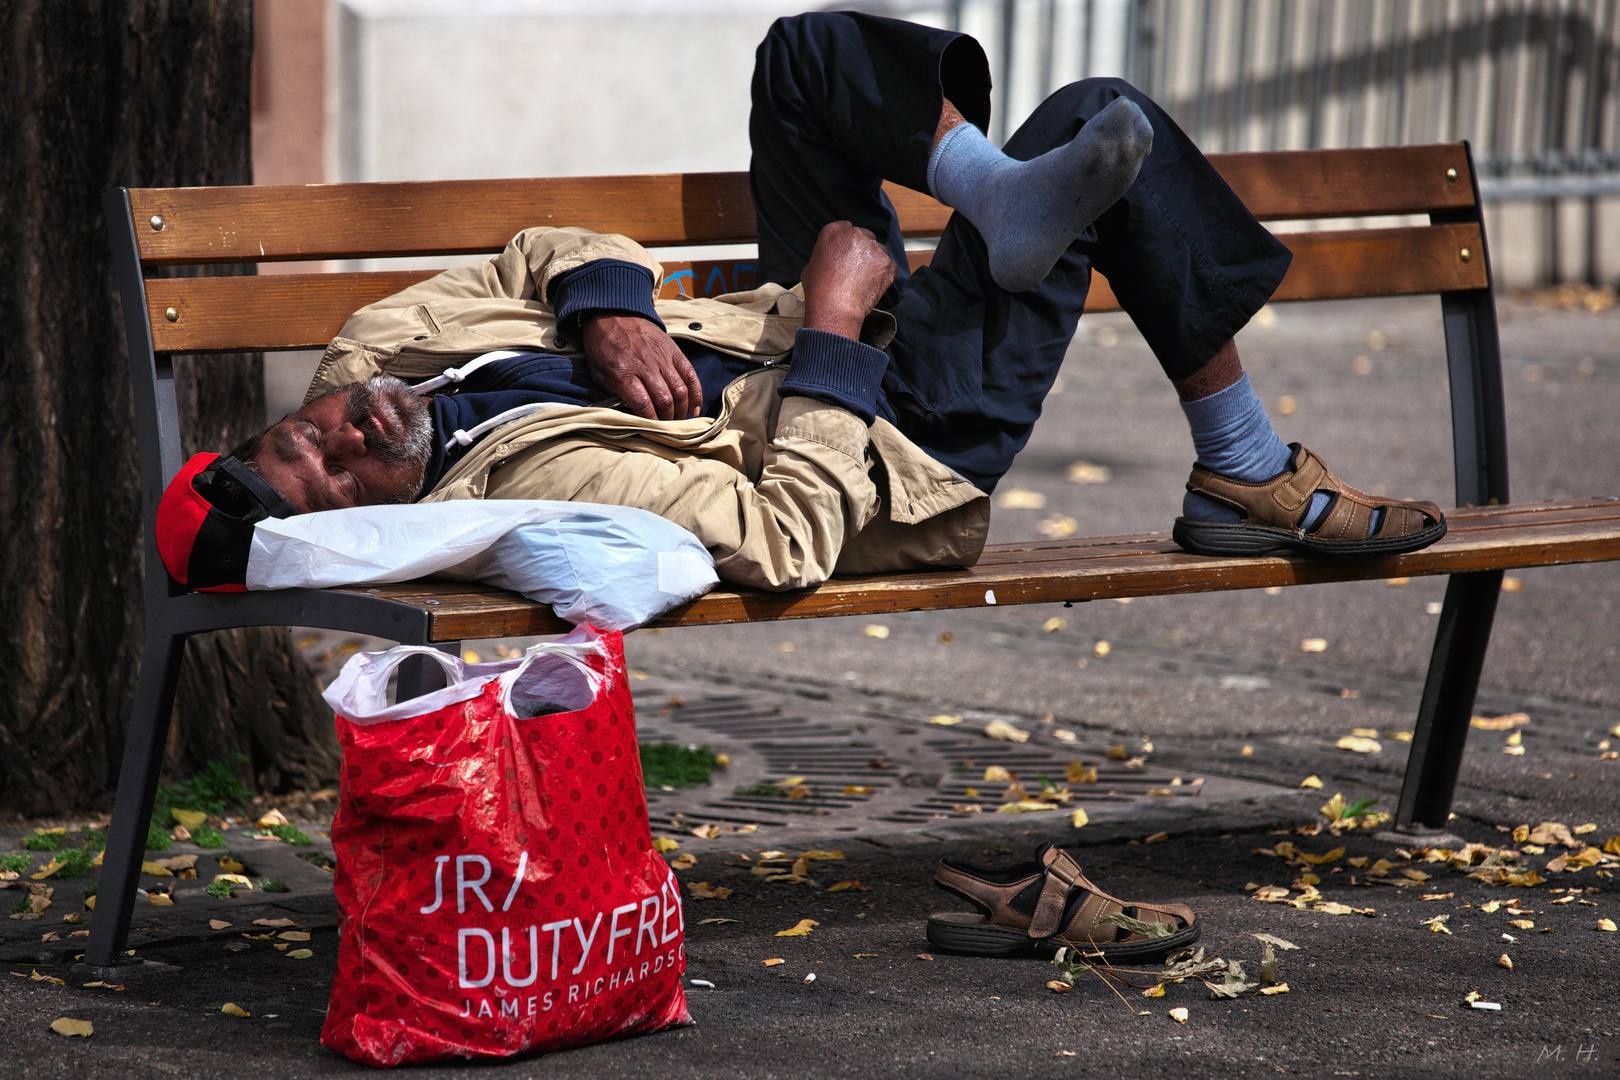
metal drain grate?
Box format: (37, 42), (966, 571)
(627, 689), (1267, 837)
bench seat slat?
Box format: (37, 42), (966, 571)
(128, 146), (1475, 267)
(333, 499), (1620, 640)
(147, 224), (1487, 354)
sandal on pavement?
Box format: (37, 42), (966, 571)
(1173, 443), (1446, 558)
(926, 844), (1199, 962)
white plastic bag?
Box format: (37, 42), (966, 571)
(246, 500), (717, 630)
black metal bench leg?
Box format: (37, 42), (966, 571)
(1395, 570), (1503, 831)
(85, 635), (187, 970)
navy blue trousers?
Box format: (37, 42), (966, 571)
(749, 11), (1292, 491)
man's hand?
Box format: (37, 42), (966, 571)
(800, 221), (898, 340)
(581, 314), (704, 420)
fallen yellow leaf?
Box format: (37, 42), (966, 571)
(147, 891), (174, 906)
(170, 808), (209, 829)
(1142, 983), (1166, 997)
(983, 765), (1013, 783)
(286, 949), (313, 959)
(1299, 775), (1323, 789)
(1042, 617), (1068, 634)
(255, 809), (290, 828)
(762, 958), (785, 967)
(1347, 857), (1369, 868)
(843, 785), (875, 795)
(1597, 919), (1617, 931)
(1258, 984), (1290, 995)
(1071, 809), (1089, 829)
(1169, 1007), (1189, 1023)
(1046, 980), (1072, 993)
(996, 487), (1046, 509)
(984, 720), (1029, 743)
(685, 881), (732, 900)
(1300, 638), (1327, 653)
(1094, 640), (1111, 658)
(690, 825), (722, 839)
(217, 856), (246, 874)
(670, 854), (697, 870)
(1507, 919), (1534, 929)
(1497, 954), (1513, 970)
(139, 860), (173, 877)
(32, 971), (65, 984)
(1336, 736), (1382, 754)
(776, 919), (819, 937)
(798, 850), (845, 861)
(213, 873), (252, 891)
(1299, 847), (1346, 866)
(826, 880), (867, 892)
(863, 624), (890, 639)
(30, 858), (66, 881)
(1066, 460), (1112, 484)
(1241, 745), (1255, 757)
(221, 1003), (250, 1017)
(1472, 713), (1530, 731)
(651, 837), (680, 853)
(1144, 831), (1169, 845)
(998, 800), (1060, 813)
(252, 918), (297, 928)
(927, 715), (962, 726)
(277, 931), (310, 941)
(49, 1018), (93, 1037)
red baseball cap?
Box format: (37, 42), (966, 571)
(156, 453), (295, 592)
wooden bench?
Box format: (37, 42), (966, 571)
(89, 144), (1620, 969)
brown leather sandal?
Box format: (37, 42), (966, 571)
(1173, 443), (1446, 558)
(926, 844), (1198, 961)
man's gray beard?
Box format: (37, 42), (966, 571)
(346, 375), (432, 470)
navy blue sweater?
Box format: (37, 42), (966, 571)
(421, 260), (893, 491)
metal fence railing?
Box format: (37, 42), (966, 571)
(944, 0), (1620, 283)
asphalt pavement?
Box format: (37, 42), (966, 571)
(3, 294), (1617, 1078)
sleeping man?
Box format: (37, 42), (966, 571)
(155, 11), (1451, 959)
(159, 10), (1445, 597)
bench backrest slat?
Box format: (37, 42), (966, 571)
(129, 145), (1474, 267)
(146, 222), (1486, 354)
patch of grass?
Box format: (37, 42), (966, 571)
(10, 896), (34, 915)
(21, 831), (66, 852)
(0, 853), (31, 874)
(189, 825), (228, 849)
(264, 824), (312, 845)
(204, 879), (235, 899)
(296, 851), (334, 870)
(157, 753), (254, 817)
(1343, 796), (1380, 819)
(52, 849), (96, 881)
(144, 822), (172, 851)
(258, 878), (290, 893)
(639, 742), (723, 788)
(82, 884), (97, 899)
(78, 827), (108, 849)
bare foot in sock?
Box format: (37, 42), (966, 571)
(930, 96), (1154, 293)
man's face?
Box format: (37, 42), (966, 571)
(251, 376), (433, 513)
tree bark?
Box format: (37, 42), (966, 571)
(0, 0), (337, 816)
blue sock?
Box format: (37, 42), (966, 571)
(928, 98), (1153, 293)
(1178, 375), (1332, 526)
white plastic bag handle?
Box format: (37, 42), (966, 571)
(497, 639), (609, 712)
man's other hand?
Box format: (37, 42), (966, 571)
(801, 221), (898, 340)
(581, 314), (704, 420)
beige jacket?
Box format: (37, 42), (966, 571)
(307, 227), (989, 591)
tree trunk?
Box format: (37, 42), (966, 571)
(0, 0), (338, 816)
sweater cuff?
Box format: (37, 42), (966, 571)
(778, 328), (891, 426)
(550, 259), (664, 342)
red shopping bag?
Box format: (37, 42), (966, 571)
(319, 625), (690, 1066)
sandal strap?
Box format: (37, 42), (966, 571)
(1028, 847), (1086, 938)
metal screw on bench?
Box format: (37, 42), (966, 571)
(424, 599), (440, 605)
(164, 307), (178, 322)
(149, 214), (164, 230)
(1445, 168), (1458, 183)
(1459, 248), (1472, 263)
